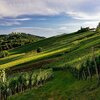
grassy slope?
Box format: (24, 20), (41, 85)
(8, 71), (100, 100)
(0, 31), (100, 70)
(3, 31), (100, 100)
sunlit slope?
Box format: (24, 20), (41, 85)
(0, 31), (100, 69)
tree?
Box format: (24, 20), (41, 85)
(96, 22), (100, 32)
(37, 47), (42, 53)
(97, 22), (100, 28)
(0, 51), (9, 58)
(77, 27), (90, 33)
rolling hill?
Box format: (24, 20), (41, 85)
(0, 28), (100, 100)
(0, 30), (99, 71)
(0, 32), (44, 51)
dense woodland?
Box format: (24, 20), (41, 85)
(0, 32), (44, 51)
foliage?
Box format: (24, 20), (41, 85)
(0, 32), (44, 51)
(0, 68), (53, 100)
(67, 55), (100, 81)
(8, 71), (100, 100)
(0, 30), (100, 70)
(36, 47), (43, 53)
(77, 27), (90, 33)
(0, 25), (100, 100)
(0, 51), (9, 58)
(96, 22), (100, 32)
(0, 69), (6, 82)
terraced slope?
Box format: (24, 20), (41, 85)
(0, 31), (100, 70)
(0, 30), (100, 100)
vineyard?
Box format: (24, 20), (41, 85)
(0, 53), (99, 100)
(0, 69), (53, 100)
(0, 25), (100, 100)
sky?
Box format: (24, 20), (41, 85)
(0, 0), (100, 37)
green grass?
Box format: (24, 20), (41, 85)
(0, 30), (100, 100)
(0, 31), (99, 70)
(8, 71), (100, 100)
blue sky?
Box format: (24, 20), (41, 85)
(0, 0), (100, 37)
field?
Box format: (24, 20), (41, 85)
(0, 31), (100, 70)
(0, 29), (100, 100)
(8, 71), (100, 100)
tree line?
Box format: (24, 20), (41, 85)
(0, 32), (44, 51)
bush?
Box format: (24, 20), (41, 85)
(0, 50), (9, 58)
(37, 47), (43, 53)
(77, 27), (90, 33)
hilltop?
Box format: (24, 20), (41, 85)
(0, 32), (45, 51)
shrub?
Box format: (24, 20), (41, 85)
(77, 27), (90, 33)
(37, 47), (43, 53)
(96, 22), (100, 32)
(0, 50), (9, 58)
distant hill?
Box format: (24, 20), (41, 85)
(0, 32), (45, 51)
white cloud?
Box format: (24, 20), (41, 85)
(13, 18), (31, 21)
(62, 21), (99, 27)
(0, 0), (60, 18)
(67, 11), (100, 21)
(59, 27), (68, 30)
(0, 18), (31, 26)
(0, 0), (100, 21)
(0, 21), (21, 26)
(0, 0), (100, 36)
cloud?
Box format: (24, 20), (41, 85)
(12, 18), (31, 21)
(0, 21), (21, 26)
(62, 21), (99, 27)
(61, 21), (99, 31)
(67, 11), (100, 21)
(0, 18), (31, 26)
(0, 0), (59, 18)
(0, 0), (100, 36)
(0, 0), (100, 21)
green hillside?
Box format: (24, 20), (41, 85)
(0, 30), (99, 70)
(8, 71), (100, 100)
(0, 29), (100, 100)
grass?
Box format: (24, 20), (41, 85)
(0, 31), (99, 70)
(8, 71), (100, 100)
(0, 47), (70, 69)
(0, 30), (100, 100)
